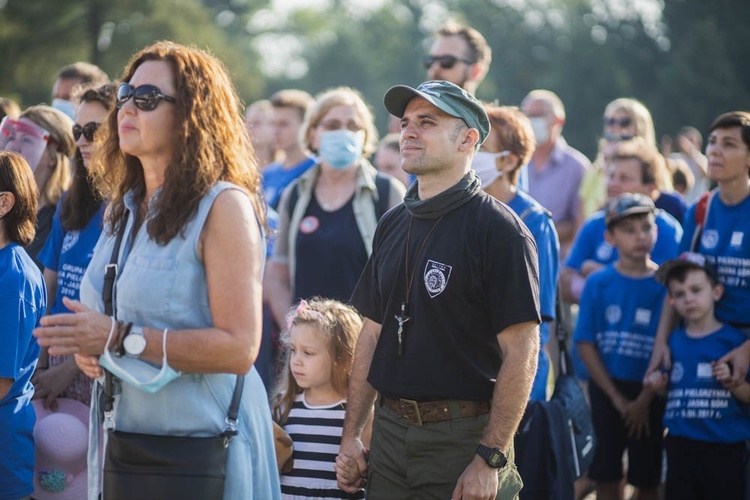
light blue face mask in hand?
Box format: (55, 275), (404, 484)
(318, 129), (365, 170)
(99, 320), (181, 394)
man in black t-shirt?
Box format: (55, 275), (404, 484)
(335, 81), (541, 499)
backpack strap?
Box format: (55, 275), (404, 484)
(287, 173), (391, 221)
(690, 189), (718, 252)
(374, 173), (392, 220)
(518, 204), (552, 223)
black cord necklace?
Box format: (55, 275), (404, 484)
(394, 215), (444, 355)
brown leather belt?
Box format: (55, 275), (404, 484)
(381, 396), (491, 426)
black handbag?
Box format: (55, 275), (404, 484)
(100, 213), (244, 500)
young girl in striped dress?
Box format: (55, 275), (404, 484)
(273, 298), (371, 499)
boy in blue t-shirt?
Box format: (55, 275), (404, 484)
(646, 252), (750, 499)
(574, 193), (667, 500)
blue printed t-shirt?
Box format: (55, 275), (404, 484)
(664, 325), (750, 443)
(294, 195), (368, 303)
(565, 209), (683, 271)
(679, 193), (750, 327)
(262, 157), (316, 210)
(574, 265), (666, 381)
(0, 243), (46, 500)
(655, 190), (688, 226)
(38, 201), (105, 314)
(508, 190), (560, 401)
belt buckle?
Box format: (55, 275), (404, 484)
(399, 398), (422, 426)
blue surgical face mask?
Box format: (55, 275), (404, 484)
(98, 328), (181, 393)
(51, 98), (77, 120)
(318, 129), (365, 170)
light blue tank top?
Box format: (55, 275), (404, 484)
(80, 181), (280, 499)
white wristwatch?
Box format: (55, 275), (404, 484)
(123, 325), (147, 358)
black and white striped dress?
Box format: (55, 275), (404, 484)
(280, 393), (365, 499)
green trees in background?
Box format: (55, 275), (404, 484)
(1, 0), (748, 158)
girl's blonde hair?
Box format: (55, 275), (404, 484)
(272, 298), (362, 425)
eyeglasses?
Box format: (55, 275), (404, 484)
(604, 116), (633, 128)
(423, 55), (475, 70)
(72, 122), (100, 142)
(116, 82), (176, 111)
(318, 120), (363, 133)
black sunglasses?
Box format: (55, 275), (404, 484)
(116, 82), (176, 111)
(423, 55), (475, 70)
(604, 116), (633, 128)
(73, 122), (100, 142)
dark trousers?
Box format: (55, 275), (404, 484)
(366, 396), (523, 499)
(665, 434), (747, 500)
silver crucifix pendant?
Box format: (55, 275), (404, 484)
(394, 302), (410, 356)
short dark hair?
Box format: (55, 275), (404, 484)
(0, 152), (39, 246)
(607, 211), (653, 232)
(55, 62), (109, 87)
(709, 111), (750, 150)
(437, 21), (492, 67)
(611, 138), (665, 187)
(665, 264), (718, 291)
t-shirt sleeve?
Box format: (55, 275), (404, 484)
(37, 205), (64, 272)
(485, 231), (542, 335)
(529, 211), (559, 322)
(271, 183), (295, 265)
(573, 274), (599, 344)
(0, 297), (23, 379)
(565, 217), (595, 271)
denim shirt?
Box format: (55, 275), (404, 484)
(80, 181), (280, 499)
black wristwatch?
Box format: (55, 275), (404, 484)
(476, 444), (508, 469)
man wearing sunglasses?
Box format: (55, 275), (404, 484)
(424, 21), (491, 95)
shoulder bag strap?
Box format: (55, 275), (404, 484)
(103, 213), (130, 417)
(554, 280), (574, 377)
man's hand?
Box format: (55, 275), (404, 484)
(452, 455), (499, 500)
(645, 341), (672, 382)
(717, 340), (750, 388)
(623, 392), (653, 440)
(335, 437), (368, 493)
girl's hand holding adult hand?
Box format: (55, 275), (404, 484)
(74, 354), (103, 379)
(34, 297), (113, 357)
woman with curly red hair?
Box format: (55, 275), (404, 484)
(34, 41), (280, 498)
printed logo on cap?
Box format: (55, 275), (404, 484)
(424, 259), (452, 298)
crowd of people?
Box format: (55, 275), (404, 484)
(0, 19), (748, 500)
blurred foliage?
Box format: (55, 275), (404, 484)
(1, 0), (748, 158)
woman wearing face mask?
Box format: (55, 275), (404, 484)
(472, 104), (560, 402)
(32, 83), (115, 413)
(0, 106), (74, 266)
(265, 87), (405, 327)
